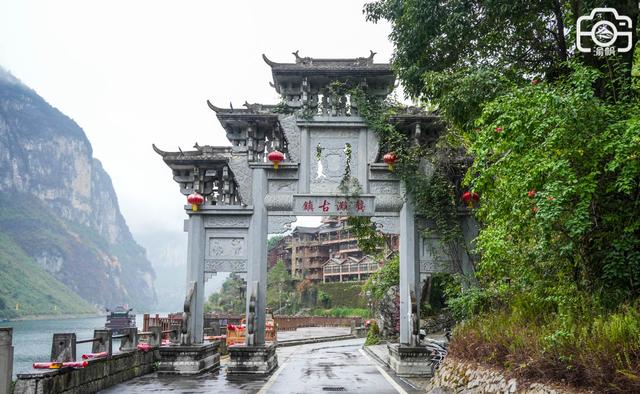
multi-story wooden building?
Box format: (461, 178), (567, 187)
(267, 217), (398, 282)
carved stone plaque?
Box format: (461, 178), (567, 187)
(309, 129), (361, 193)
(293, 195), (375, 216)
(419, 236), (454, 273)
(204, 215), (251, 229)
(208, 237), (246, 259)
(204, 259), (247, 273)
(371, 216), (400, 234)
(205, 229), (248, 272)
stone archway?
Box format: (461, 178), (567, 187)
(155, 51), (471, 376)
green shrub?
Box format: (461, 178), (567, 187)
(365, 320), (381, 346)
(449, 303), (640, 392)
(309, 307), (370, 318)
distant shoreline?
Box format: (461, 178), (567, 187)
(2, 313), (105, 322)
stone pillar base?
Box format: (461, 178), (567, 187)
(158, 341), (220, 375)
(227, 343), (278, 375)
(388, 343), (434, 377)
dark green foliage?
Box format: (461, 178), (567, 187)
(311, 307), (370, 318)
(364, 320), (381, 346)
(0, 232), (95, 319)
(364, 0), (640, 390)
(317, 282), (368, 309)
(267, 260), (295, 312)
(364, 0), (638, 98)
(267, 235), (284, 251)
(362, 255), (399, 300)
(204, 273), (245, 314)
(346, 217), (386, 256)
(467, 65), (640, 310)
(0, 191), (155, 310)
(318, 290), (331, 308)
(351, 88), (468, 271)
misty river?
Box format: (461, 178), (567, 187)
(1, 314), (149, 378)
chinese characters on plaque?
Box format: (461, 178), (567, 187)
(293, 195), (375, 216)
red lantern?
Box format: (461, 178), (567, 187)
(187, 192), (204, 212)
(383, 152), (397, 171)
(268, 150), (285, 169)
(462, 191), (479, 208)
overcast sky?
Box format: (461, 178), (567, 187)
(0, 1), (394, 237)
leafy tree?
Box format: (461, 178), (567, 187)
(365, 0), (638, 101)
(267, 260), (295, 312)
(362, 255), (400, 300)
(468, 64), (640, 310)
(363, 1), (640, 389)
(204, 273), (245, 314)
(267, 235), (284, 251)
(364, 0), (640, 311)
(318, 290), (332, 308)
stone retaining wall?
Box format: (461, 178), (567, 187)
(273, 316), (363, 331)
(14, 348), (159, 394)
(425, 357), (581, 394)
(422, 312), (455, 334)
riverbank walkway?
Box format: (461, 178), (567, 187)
(103, 336), (422, 394)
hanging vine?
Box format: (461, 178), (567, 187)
(350, 87), (470, 272)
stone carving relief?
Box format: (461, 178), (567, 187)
(208, 237), (246, 259)
(419, 236), (454, 274)
(264, 193), (294, 211)
(309, 130), (360, 193)
(367, 131), (380, 163)
(268, 215), (297, 234)
(420, 259), (454, 274)
(371, 216), (400, 234)
(374, 194), (404, 212)
(279, 115), (300, 162)
(369, 165), (398, 181)
(204, 259), (248, 273)
(205, 272), (217, 282)
(204, 215), (251, 228)
(370, 181), (400, 195)
(228, 153), (252, 204)
(268, 180), (297, 193)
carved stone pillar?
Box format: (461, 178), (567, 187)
(186, 213), (205, 344)
(246, 167), (268, 346)
(399, 185), (419, 345)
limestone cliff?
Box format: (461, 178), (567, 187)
(0, 68), (156, 313)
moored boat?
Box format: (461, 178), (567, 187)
(105, 305), (136, 334)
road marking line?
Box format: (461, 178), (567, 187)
(257, 359), (289, 394)
(359, 348), (408, 394)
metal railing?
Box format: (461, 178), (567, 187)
(46, 325), (180, 365)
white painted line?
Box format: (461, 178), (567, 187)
(359, 348), (407, 394)
(257, 359), (288, 394)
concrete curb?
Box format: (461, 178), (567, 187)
(363, 344), (391, 369)
(276, 334), (355, 347)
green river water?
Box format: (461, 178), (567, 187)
(0, 314), (146, 378)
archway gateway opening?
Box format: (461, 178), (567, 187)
(154, 51), (470, 377)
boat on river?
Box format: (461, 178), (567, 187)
(105, 305), (136, 333)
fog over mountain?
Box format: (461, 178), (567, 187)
(0, 68), (156, 316)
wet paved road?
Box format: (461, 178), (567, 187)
(103, 338), (410, 393)
(264, 339), (402, 393)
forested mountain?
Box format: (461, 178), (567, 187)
(0, 67), (156, 317)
